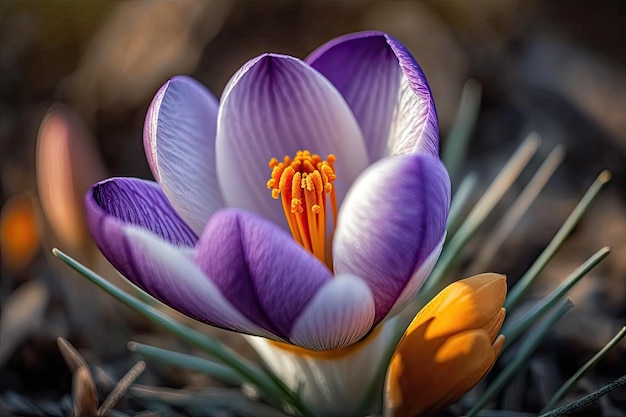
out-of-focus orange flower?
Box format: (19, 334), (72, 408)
(385, 273), (507, 417)
(1, 194), (40, 273)
(36, 104), (106, 252)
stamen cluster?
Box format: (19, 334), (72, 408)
(267, 150), (337, 268)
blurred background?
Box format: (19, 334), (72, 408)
(1, 0), (626, 415)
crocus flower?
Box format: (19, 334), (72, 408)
(385, 273), (507, 417)
(85, 31), (450, 353)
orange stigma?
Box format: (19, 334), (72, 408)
(267, 150), (337, 268)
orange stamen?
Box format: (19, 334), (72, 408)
(267, 150), (337, 268)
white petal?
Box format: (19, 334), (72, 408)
(144, 76), (225, 234)
(247, 318), (399, 417)
(289, 275), (375, 350)
(387, 72), (439, 157)
(215, 54), (369, 228)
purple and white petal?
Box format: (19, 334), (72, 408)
(144, 76), (225, 234)
(86, 178), (197, 247)
(122, 226), (278, 340)
(387, 234), (444, 317)
(333, 154), (450, 324)
(216, 54), (369, 229)
(308, 31), (439, 159)
(307, 31), (401, 162)
(289, 274), (375, 351)
(385, 35), (440, 157)
(193, 209), (334, 345)
(85, 177), (198, 286)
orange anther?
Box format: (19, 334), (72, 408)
(266, 149), (337, 269)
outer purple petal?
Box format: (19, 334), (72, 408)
(215, 54), (369, 229)
(85, 177), (198, 285)
(192, 209), (334, 343)
(86, 177), (197, 247)
(144, 76), (225, 234)
(121, 225), (277, 340)
(333, 154), (450, 324)
(307, 31), (439, 159)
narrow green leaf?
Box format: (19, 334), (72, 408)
(52, 249), (313, 417)
(541, 326), (626, 413)
(443, 79), (482, 180)
(505, 171), (611, 311)
(467, 300), (573, 416)
(539, 374), (626, 417)
(474, 411), (536, 417)
(128, 341), (244, 386)
(502, 247), (610, 346)
(446, 172), (478, 239)
(130, 385), (294, 417)
(419, 133), (540, 303)
(469, 145), (564, 272)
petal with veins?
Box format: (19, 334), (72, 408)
(308, 31), (439, 159)
(86, 177), (197, 248)
(216, 54), (369, 229)
(122, 225), (277, 340)
(289, 274), (375, 350)
(85, 177), (198, 286)
(385, 35), (439, 157)
(144, 76), (225, 234)
(307, 31), (401, 162)
(193, 209), (334, 344)
(333, 154), (450, 323)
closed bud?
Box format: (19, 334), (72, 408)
(385, 273), (507, 417)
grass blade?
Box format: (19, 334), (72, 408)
(419, 133), (540, 303)
(505, 171), (611, 311)
(443, 79), (482, 180)
(539, 375), (626, 417)
(128, 341), (244, 386)
(467, 300), (573, 416)
(469, 145), (564, 272)
(52, 248), (312, 417)
(447, 172), (478, 239)
(502, 247), (610, 346)
(541, 326), (626, 413)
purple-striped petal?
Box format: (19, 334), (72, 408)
(192, 209), (334, 343)
(85, 177), (198, 285)
(307, 31), (439, 159)
(86, 177), (197, 247)
(215, 54), (369, 229)
(333, 154), (450, 324)
(144, 76), (225, 234)
(289, 274), (375, 350)
(121, 225), (277, 340)
(387, 235), (444, 317)
(307, 32), (400, 162)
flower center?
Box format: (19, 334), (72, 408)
(267, 150), (337, 268)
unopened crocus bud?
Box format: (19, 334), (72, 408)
(385, 273), (507, 417)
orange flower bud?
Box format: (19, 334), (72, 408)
(385, 273), (507, 417)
